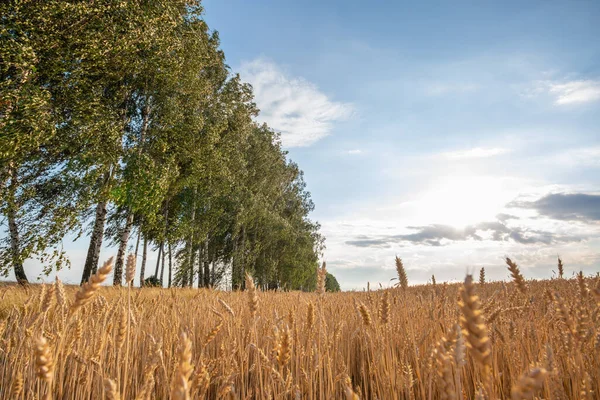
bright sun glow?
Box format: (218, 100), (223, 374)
(414, 176), (516, 227)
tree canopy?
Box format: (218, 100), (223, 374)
(0, 0), (324, 290)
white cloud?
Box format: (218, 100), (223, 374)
(549, 80), (600, 105)
(441, 147), (510, 159)
(528, 79), (600, 105)
(238, 58), (353, 147)
(346, 149), (362, 155)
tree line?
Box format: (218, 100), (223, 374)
(0, 0), (326, 291)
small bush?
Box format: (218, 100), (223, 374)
(143, 276), (161, 287)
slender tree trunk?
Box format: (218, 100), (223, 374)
(140, 236), (147, 286)
(188, 239), (196, 287)
(154, 242), (162, 277)
(168, 242), (172, 288)
(232, 233), (238, 290)
(6, 163), (27, 283)
(81, 170), (111, 284)
(187, 187), (197, 287)
(197, 246), (203, 289)
(159, 241), (166, 286)
(203, 236), (210, 287)
(81, 199), (108, 284)
(154, 199), (169, 278)
(134, 227), (141, 259)
(209, 241), (216, 287)
(241, 225), (246, 290)
(157, 199), (169, 284)
(113, 212), (134, 286)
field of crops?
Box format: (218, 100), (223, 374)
(0, 257), (598, 399)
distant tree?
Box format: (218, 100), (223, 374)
(325, 273), (341, 292)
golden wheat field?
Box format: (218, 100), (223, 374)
(0, 258), (598, 400)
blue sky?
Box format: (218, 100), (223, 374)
(202, 0), (600, 288)
(9, 0), (600, 289)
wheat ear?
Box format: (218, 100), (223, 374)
(125, 253), (136, 285)
(11, 372), (23, 397)
(557, 256), (564, 278)
(204, 319), (223, 346)
(104, 378), (121, 400)
(245, 272), (258, 318)
(358, 302), (372, 327)
(506, 257), (527, 294)
(510, 367), (547, 400)
(316, 261), (327, 295)
(171, 332), (194, 400)
(459, 275), (492, 386)
(218, 298), (235, 317)
(70, 257), (114, 315)
(380, 290), (390, 324)
(395, 256), (408, 290)
(276, 325), (291, 368)
(54, 277), (66, 309)
(34, 333), (55, 400)
(344, 375), (360, 399)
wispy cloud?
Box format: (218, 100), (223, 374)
(509, 192), (600, 222)
(238, 58), (353, 147)
(441, 147), (510, 159)
(554, 146), (600, 167)
(424, 82), (479, 96)
(346, 149), (362, 155)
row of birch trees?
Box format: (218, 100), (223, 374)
(0, 0), (324, 290)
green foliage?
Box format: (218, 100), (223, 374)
(325, 273), (341, 292)
(0, 0), (324, 289)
